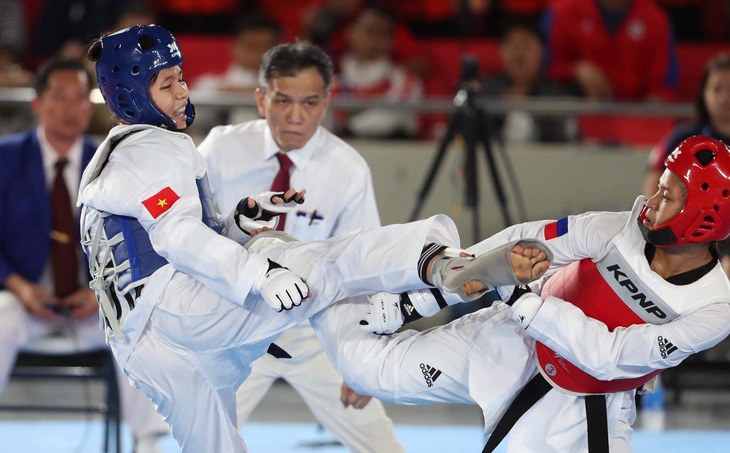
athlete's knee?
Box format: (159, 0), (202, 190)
(336, 353), (398, 403)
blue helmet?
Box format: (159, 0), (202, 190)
(95, 25), (195, 130)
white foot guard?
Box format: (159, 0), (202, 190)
(359, 292), (403, 334)
(433, 239), (553, 301)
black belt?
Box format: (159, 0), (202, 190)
(482, 373), (609, 453)
(266, 343), (292, 359)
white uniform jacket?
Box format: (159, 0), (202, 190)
(467, 196), (730, 433)
(77, 124), (268, 366)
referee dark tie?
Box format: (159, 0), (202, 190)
(50, 158), (79, 298)
(270, 152), (294, 231)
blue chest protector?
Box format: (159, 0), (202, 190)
(101, 174), (221, 293)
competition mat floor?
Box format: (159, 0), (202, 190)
(1, 420), (729, 452)
(1, 380), (729, 452)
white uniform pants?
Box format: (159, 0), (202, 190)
(309, 294), (477, 406)
(121, 215), (459, 453)
(0, 290), (168, 441)
(235, 322), (405, 453)
(308, 298), (636, 453)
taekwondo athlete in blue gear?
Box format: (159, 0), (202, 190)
(78, 24), (502, 453)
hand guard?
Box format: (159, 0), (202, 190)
(235, 191), (304, 235)
(260, 259), (309, 312)
(359, 292), (404, 335)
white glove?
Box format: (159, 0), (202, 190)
(234, 191), (304, 235)
(260, 259), (310, 312)
(359, 292), (404, 334)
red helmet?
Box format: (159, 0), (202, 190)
(639, 135), (730, 246)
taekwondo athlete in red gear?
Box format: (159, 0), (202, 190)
(333, 135), (730, 452)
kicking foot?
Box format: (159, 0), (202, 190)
(510, 243), (551, 284)
(427, 239), (552, 301)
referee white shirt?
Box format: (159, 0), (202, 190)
(200, 119), (380, 241)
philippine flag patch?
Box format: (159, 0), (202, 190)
(544, 217), (569, 240)
(142, 187), (180, 219)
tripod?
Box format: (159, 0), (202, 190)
(408, 61), (526, 244)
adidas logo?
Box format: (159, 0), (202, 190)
(657, 336), (677, 359)
(420, 363), (442, 387)
(404, 302), (415, 316)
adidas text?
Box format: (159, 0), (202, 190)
(420, 363), (442, 387)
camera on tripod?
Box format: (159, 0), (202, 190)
(453, 56), (481, 108)
(409, 55), (525, 243)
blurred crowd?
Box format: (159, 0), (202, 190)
(1, 0), (729, 141)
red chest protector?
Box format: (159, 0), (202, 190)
(536, 259), (663, 394)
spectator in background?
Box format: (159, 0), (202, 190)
(54, 3), (156, 68)
(0, 58), (168, 453)
(0, 0), (26, 60)
(546, 0), (678, 101)
(0, 45), (31, 88)
(195, 15), (281, 94)
(193, 14), (281, 127)
(333, 7), (423, 138)
(643, 54), (730, 197)
(0, 0), (34, 137)
(481, 21), (579, 143)
(260, 0), (430, 80)
(34, 0), (138, 60)
(0, 45), (34, 136)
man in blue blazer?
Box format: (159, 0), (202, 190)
(0, 58), (168, 453)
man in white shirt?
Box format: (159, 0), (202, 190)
(199, 41), (405, 452)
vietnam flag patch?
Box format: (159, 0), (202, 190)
(142, 187), (180, 219)
(544, 216), (569, 240)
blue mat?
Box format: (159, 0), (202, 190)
(1, 420), (729, 452)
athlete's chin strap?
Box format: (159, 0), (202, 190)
(637, 218), (678, 246)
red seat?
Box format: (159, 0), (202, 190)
(578, 116), (677, 146)
(675, 43), (730, 101)
(173, 34), (727, 143)
(175, 35), (233, 86)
